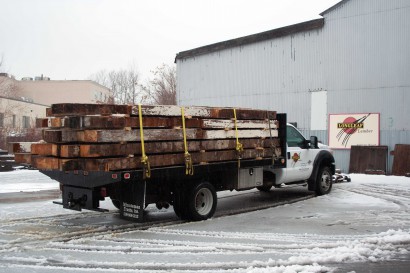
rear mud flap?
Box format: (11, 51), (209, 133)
(120, 180), (146, 222)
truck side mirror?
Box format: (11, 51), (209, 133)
(310, 136), (318, 149)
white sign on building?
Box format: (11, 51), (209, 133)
(328, 113), (380, 149)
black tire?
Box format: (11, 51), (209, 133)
(111, 199), (121, 210)
(186, 182), (217, 221)
(173, 188), (187, 219)
(257, 185), (273, 192)
(315, 166), (333, 195)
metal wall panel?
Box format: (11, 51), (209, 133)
(322, 0), (410, 131)
(177, 28), (326, 130)
(176, 0), (410, 173)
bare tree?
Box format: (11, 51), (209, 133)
(89, 66), (148, 105)
(143, 64), (177, 105)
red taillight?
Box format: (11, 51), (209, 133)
(112, 173), (118, 179)
(124, 173), (131, 179)
(100, 187), (107, 198)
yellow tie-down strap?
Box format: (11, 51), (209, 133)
(181, 107), (194, 175)
(233, 108), (244, 168)
(138, 104), (151, 179)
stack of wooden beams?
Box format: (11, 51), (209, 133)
(15, 103), (281, 172)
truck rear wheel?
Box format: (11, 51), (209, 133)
(315, 166), (333, 195)
(257, 185), (273, 192)
(186, 182), (217, 221)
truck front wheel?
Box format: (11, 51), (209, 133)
(315, 166), (333, 195)
(187, 182), (217, 221)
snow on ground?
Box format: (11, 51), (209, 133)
(0, 170), (409, 272)
(0, 170), (58, 193)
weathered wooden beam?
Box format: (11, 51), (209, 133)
(34, 138), (280, 158)
(8, 142), (35, 153)
(31, 156), (59, 170)
(131, 105), (276, 120)
(36, 116), (278, 130)
(43, 130), (63, 143)
(31, 148), (275, 171)
(201, 119), (278, 129)
(36, 118), (49, 128)
(42, 128), (279, 143)
(37, 116), (202, 129)
(49, 104), (132, 116)
(31, 143), (59, 156)
(47, 103), (276, 120)
(14, 153), (32, 164)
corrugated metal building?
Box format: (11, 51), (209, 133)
(175, 0), (410, 173)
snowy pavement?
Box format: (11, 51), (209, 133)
(0, 171), (409, 272)
(0, 170), (58, 194)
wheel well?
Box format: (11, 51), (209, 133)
(263, 171), (275, 186)
(308, 151), (335, 191)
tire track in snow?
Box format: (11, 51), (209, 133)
(341, 184), (410, 210)
(2, 229), (409, 272)
(1, 185), (410, 272)
(0, 192), (314, 252)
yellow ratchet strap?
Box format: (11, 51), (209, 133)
(181, 107), (194, 175)
(233, 108), (244, 168)
(138, 104), (151, 179)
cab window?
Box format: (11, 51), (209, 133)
(287, 126), (306, 148)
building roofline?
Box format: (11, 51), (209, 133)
(16, 79), (111, 92)
(319, 0), (346, 16)
(0, 95), (49, 107)
(175, 18), (324, 61)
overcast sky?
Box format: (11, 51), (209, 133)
(0, 0), (341, 81)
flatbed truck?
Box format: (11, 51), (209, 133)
(43, 113), (335, 222)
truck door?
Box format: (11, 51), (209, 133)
(283, 125), (314, 183)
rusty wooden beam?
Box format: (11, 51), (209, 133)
(36, 118), (49, 128)
(42, 128), (278, 143)
(31, 148), (275, 171)
(37, 116), (202, 129)
(131, 105), (276, 120)
(31, 156), (59, 170)
(30, 138), (280, 158)
(8, 142), (35, 153)
(36, 116), (277, 130)
(47, 103), (276, 120)
(31, 143), (59, 156)
(14, 153), (32, 164)
(49, 104), (132, 116)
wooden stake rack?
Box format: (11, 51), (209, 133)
(16, 103), (282, 173)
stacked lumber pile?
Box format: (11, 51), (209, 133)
(15, 103), (281, 173)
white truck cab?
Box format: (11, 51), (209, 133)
(264, 124), (335, 195)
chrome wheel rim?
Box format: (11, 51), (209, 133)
(195, 188), (213, 216)
(320, 170), (331, 192)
